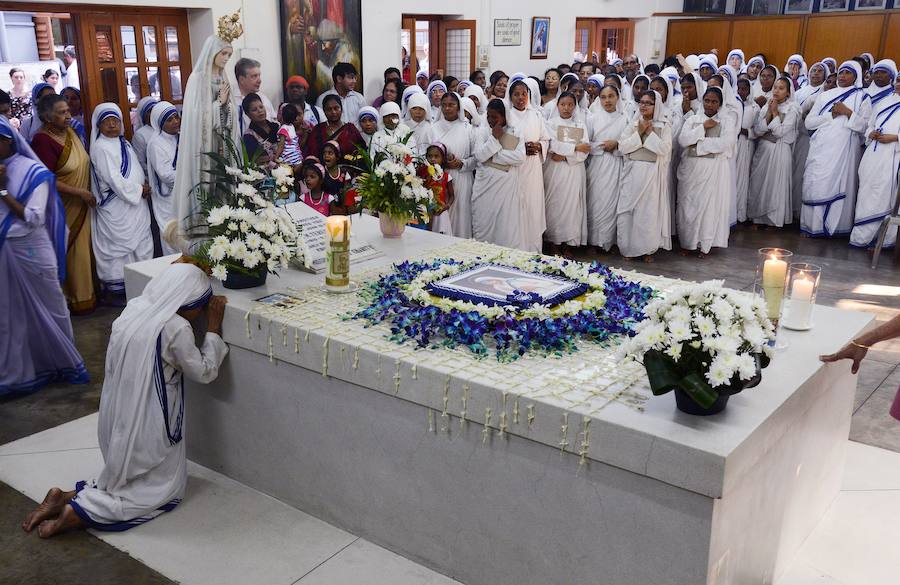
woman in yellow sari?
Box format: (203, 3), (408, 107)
(32, 93), (96, 314)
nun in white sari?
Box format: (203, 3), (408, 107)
(461, 96), (482, 128)
(131, 96), (159, 174)
(616, 90), (673, 259)
(426, 80), (447, 122)
(472, 99), (526, 249)
(463, 84), (487, 117)
(748, 77), (798, 227)
(405, 93), (433, 156)
(850, 73), (900, 248)
(507, 77), (551, 252)
(146, 102), (180, 255)
(586, 85), (627, 250)
(791, 62), (828, 217)
(544, 92), (589, 247)
(66, 263), (227, 532)
(801, 61), (872, 236)
(90, 103), (153, 297)
(709, 71), (742, 226)
(677, 86), (735, 254)
(865, 60), (898, 108)
(430, 92), (475, 238)
(735, 79), (760, 223)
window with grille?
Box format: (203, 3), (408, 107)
(445, 28), (471, 80)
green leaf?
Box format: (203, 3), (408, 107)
(643, 349), (680, 396)
(678, 372), (719, 409)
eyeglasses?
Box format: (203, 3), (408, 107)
(639, 100), (655, 106)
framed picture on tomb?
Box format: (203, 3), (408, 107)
(855, 0), (887, 9)
(819, 0), (851, 10)
(785, 0), (814, 12)
(530, 17), (550, 60)
(278, 0), (363, 104)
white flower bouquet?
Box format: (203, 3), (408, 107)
(619, 280), (776, 415)
(354, 137), (436, 223)
(193, 133), (298, 287)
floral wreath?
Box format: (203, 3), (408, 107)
(354, 254), (656, 361)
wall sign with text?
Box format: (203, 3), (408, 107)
(493, 19), (522, 46)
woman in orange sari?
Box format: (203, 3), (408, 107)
(31, 93), (96, 314)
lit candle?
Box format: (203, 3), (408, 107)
(762, 254), (788, 320)
(325, 215), (350, 290)
(787, 273), (814, 328)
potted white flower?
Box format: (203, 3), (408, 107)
(192, 134), (298, 289)
(620, 280), (776, 415)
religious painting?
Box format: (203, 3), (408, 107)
(683, 0), (728, 13)
(279, 0), (363, 103)
(530, 17), (550, 60)
(855, 0), (886, 9)
(426, 264), (586, 307)
(785, 0), (813, 12)
(820, 0), (851, 10)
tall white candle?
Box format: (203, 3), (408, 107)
(762, 254), (788, 319)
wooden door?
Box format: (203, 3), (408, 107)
(76, 11), (191, 138)
(438, 20), (476, 80)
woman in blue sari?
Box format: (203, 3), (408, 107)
(0, 115), (88, 396)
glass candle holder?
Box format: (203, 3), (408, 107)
(782, 263), (821, 331)
(754, 247), (793, 349)
(325, 215), (350, 291)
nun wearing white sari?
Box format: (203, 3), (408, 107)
(430, 92), (475, 238)
(784, 54), (809, 91)
(748, 77), (798, 227)
(850, 73), (900, 248)
(471, 99), (526, 249)
(131, 96), (159, 174)
(792, 62), (828, 217)
(507, 77), (551, 252)
(463, 84), (487, 117)
(544, 92), (590, 247)
(677, 87), (735, 254)
(400, 84), (424, 119)
(405, 93), (433, 156)
(371, 101), (415, 157)
(461, 96), (482, 128)
(616, 90), (673, 260)
(28, 263), (228, 538)
(426, 80), (447, 122)
(586, 85), (627, 250)
(707, 72), (742, 226)
(735, 78), (760, 223)
(90, 103), (153, 298)
(865, 60), (898, 108)
(146, 102), (180, 255)
(801, 61), (872, 237)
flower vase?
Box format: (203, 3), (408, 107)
(379, 213), (407, 238)
(223, 268), (267, 290)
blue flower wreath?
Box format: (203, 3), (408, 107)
(353, 257), (656, 361)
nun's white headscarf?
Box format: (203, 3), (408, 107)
(90, 103), (136, 180)
(134, 96), (159, 130)
(785, 54), (808, 78)
(838, 60), (864, 89)
(463, 84), (487, 115)
(660, 67), (682, 95)
(872, 59), (898, 82)
(400, 85), (424, 117)
(405, 92), (430, 123)
(727, 49), (745, 69)
(461, 96), (481, 127)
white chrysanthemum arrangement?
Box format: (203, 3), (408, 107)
(195, 155), (298, 281)
(355, 138), (436, 222)
(620, 280), (775, 390)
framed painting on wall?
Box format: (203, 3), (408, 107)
(530, 17), (550, 59)
(855, 0), (887, 9)
(820, 0), (851, 10)
(785, 0), (814, 12)
(279, 0), (363, 103)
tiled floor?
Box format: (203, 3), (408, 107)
(2, 223), (899, 582)
(2, 414), (898, 585)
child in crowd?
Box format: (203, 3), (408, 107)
(321, 141), (356, 214)
(422, 144), (455, 234)
(301, 160), (337, 216)
(357, 106), (379, 151)
(277, 104), (308, 171)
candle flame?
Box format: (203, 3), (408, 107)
(769, 254), (777, 261)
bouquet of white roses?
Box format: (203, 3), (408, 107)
(620, 280), (775, 413)
(354, 137), (436, 222)
(193, 134), (298, 282)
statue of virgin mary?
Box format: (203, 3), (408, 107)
(166, 11), (244, 249)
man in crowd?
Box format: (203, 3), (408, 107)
(234, 57), (276, 131)
(315, 61), (366, 124)
(283, 75), (324, 126)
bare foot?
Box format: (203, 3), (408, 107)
(678, 249), (691, 257)
(642, 255), (655, 263)
(697, 252), (707, 260)
(22, 488), (67, 533)
(37, 503), (85, 538)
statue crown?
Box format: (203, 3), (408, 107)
(217, 10), (244, 44)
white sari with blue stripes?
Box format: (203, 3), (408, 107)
(850, 93), (900, 248)
(70, 264), (227, 531)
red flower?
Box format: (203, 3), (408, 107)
(404, 155), (413, 165)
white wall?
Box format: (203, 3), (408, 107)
(27, 0), (683, 104)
